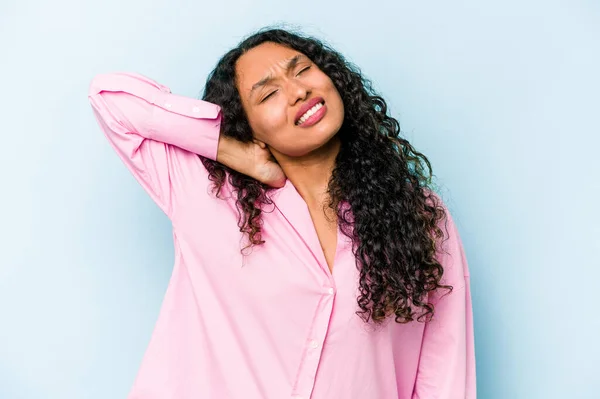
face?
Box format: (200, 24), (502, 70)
(235, 42), (345, 158)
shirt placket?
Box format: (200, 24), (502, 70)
(291, 286), (336, 399)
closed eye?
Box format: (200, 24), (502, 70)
(260, 90), (278, 103)
(297, 66), (311, 75)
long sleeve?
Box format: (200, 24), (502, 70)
(88, 72), (222, 218)
(412, 208), (477, 399)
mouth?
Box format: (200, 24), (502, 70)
(295, 100), (326, 126)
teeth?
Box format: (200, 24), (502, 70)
(297, 102), (323, 125)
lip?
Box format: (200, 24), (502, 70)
(295, 96), (325, 124)
(296, 103), (327, 128)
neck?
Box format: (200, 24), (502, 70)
(273, 136), (341, 206)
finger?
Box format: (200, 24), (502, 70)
(252, 139), (267, 149)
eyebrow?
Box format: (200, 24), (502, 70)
(250, 54), (304, 96)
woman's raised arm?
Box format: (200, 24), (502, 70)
(88, 72), (222, 218)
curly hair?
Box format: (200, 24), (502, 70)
(201, 27), (452, 325)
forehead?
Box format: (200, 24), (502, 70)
(235, 42), (306, 92)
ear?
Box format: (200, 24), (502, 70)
(252, 138), (267, 149)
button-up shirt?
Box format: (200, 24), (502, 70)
(88, 72), (476, 399)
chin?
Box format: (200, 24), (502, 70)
(274, 118), (342, 157)
(288, 135), (340, 158)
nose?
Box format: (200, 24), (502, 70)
(286, 79), (310, 106)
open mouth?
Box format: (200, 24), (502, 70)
(295, 100), (325, 126)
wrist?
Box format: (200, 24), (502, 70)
(216, 135), (245, 171)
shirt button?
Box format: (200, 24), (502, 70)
(192, 106), (200, 113)
(327, 287), (335, 295)
(309, 339), (319, 349)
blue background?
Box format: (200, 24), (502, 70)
(1, 0), (598, 398)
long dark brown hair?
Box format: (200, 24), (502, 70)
(200, 27), (452, 324)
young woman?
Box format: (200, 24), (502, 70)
(88, 27), (476, 399)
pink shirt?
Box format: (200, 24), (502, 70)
(88, 72), (476, 399)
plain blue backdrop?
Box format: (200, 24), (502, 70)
(1, 0), (598, 398)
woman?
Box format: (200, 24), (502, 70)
(88, 27), (476, 399)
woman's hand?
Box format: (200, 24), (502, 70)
(216, 135), (287, 188)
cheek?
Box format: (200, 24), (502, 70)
(317, 77), (343, 114)
(248, 106), (289, 143)
(329, 89), (345, 122)
(327, 83), (343, 106)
